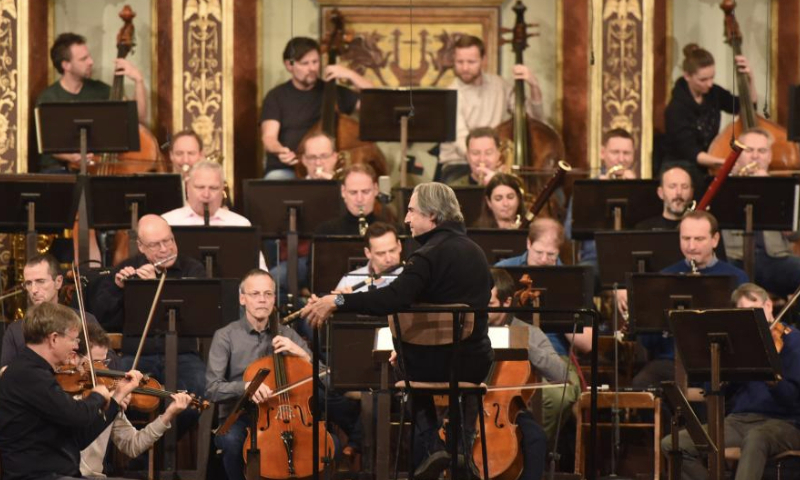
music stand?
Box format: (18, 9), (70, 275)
(0, 174), (79, 260)
(359, 89), (457, 187)
(571, 179), (662, 239)
(243, 180), (342, 303)
(172, 226), (261, 278)
(123, 278), (238, 478)
(498, 266), (594, 331)
(35, 101), (140, 263)
(595, 231), (682, 289)
(467, 228), (530, 264)
(87, 174), (183, 262)
(311, 235), (368, 293)
(393, 186), (485, 227)
(661, 381), (716, 480)
(669, 308), (781, 480)
(702, 176), (799, 280)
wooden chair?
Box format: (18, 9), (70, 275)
(574, 391), (661, 479)
(389, 304), (489, 480)
(725, 447), (800, 479)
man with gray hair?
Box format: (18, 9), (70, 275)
(302, 182), (493, 479)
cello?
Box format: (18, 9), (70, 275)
(708, 0), (800, 172)
(295, 9), (387, 179)
(242, 316), (334, 479)
(496, 1), (565, 175)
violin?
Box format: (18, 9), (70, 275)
(55, 359), (209, 412)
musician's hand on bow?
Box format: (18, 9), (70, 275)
(115, 266), (138, 288)
(135, 263), (157, 280)
(614, 289), (629, 318)
(301, 294), (338, 329)
(277, 147), (298, 166)
(246, 382), (273, 404)
(273, 335), (310, 362)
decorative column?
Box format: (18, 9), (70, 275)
(0, 0), (28, 174)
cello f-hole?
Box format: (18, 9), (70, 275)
(491, 403), (506, 429)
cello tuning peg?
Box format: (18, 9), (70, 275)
(527, 23), (539, 28)
(500, 27), (514, 34)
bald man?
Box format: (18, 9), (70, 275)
(89, 214), (206, 398)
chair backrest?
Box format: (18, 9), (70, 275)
(389, 304), (474, 346)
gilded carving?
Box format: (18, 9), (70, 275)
(601, 0), (642, 147)
(182, 0), (222, 155)
(0, 0), (18, 173)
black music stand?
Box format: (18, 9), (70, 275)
(311, 235), (368, 293)
(467, 228), (530, 264)
(123, 278), (238, 479)
(661, 381), (716, 480)
(498, 265), (594, 330)
(393, 186), (485, 227)
(702, 176), (799, 280)
(172, 226), (261, 278)
(359, 89), (457, 187)
(595, 230), (682, 289)
(571, 179), (662, 239)
(669, 308), (780, 480)
(36, 101), (140, 263)
(0, 174), (79, 260)
(627, 272), (737, 394)
(87, 174), (183, 263)
(242, 179), (341, 304)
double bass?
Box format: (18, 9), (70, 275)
(295, 9), (387, 179)
(708, 0), (800, 172)
(242, 317), (334, 479)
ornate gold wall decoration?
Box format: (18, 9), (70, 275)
(590, 0), (653, 177)
(0, 0), (22, 173)
(173, 0), (234, 197)
(320, 6), (499, 88)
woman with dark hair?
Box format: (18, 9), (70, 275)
(663, 43), (757, 176)
(473, 173), (526, 229)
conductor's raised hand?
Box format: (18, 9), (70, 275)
(300, 294), (338, 329)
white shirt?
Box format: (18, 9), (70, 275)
(80, 412), (170, 477)
(162, 205), (268, 270)
(335, 264), (403, 293)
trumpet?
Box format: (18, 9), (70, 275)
(605, 164), (630, 178)
(357, 206), (368, 237)
(735, 161), (759, 176)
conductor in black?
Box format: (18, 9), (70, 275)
(302, 182), (493, 479)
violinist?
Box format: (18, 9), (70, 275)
(446, 127), (505, 187)
(168, 129), (206, 179)
(36, 32), (147, 174)
(617, 211), (748, 390)
(302, 183), (493, 480)
(635, 164), (695, 231)
(79, 322), (193, 478)
(472, 173), (527, 229)
(90, 214), (206, 400)
(722, 128), (800, 297)
(0, 302), (143, 480)
(663, 43), (757, 178)
(1, 254), (103, 368)
(205, 269), (313, 480)
(260, 37), (372, 180)
(662, 283), (800, 480)
(438, 35), (544, 183)
(335, 222), (403, 293)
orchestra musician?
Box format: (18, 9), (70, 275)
(301, 133), (339, 180)
(663, 43), (757, 177)
(487, 268), (562, 480)
(495, 217), (564, 267)
(722, 128), (800, 297)
(79, 322), (192, 478)
(36, 32), (148, 173)
(438, 35), (544, 184)
(335, 222), (404, 293)
(206, 269), (325, 480)
(1, 254), (103, 368)
(617, 211), (749, 389)
(168, 129), (206, 179)
(635, 164), (695, 230)
(446, 127), (506, 187)
(472, 173), (527, 229)
(89, 215), (206, 401)
(662, 283), (800, 480)
(0, 302), (143, 480)
(301, 183), (493, 480)
(260, 37), (372, 180)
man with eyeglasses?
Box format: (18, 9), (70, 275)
(0, 302), (143, 480)
(300, 133), (339, 180)
(721, 128), (800, 300)
(206, 269), (314, 480)
(90, 214), (206, 402)
(1, 254), (103, 368)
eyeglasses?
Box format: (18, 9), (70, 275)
(243, 291), (275, 299)
(303, 153), (334, 163)
(140, 236), (175, 250)
(58, 332), (81, 345)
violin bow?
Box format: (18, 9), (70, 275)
(71, 262), (97, 388)
(130, 267), (169, 371)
